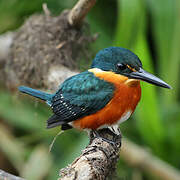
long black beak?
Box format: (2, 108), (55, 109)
(128, 68), (171, 89)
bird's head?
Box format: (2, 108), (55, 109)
(91, 47), (171, 89)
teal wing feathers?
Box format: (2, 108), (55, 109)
(47, 71), (115, 128)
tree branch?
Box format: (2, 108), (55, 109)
(0, 169), (25, 180)
(59, 129), (121, 179)
(68, 0), (96, 26)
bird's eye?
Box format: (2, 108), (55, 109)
(116, 63), (126, 71)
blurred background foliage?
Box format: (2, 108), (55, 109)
(0, 0), (180, 179)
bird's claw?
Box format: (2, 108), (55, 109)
(91, 129), (118, 146)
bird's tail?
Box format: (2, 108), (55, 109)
(18, 86), (52, 102)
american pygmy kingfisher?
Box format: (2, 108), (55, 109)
(19, 47), (171, 133)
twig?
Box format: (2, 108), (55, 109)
(0, 169), (25, 180)
(42, 3), (51, 16)
(0, 32), (13, 60)
(68, 0), (96, 26)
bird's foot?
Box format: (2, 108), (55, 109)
(108, 126), (122, 145)
(90, 129), (120, 147)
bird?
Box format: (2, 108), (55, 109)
(18, 47), (171, 136)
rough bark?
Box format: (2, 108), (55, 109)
(59, 129), (121, 180)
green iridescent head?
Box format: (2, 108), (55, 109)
(91, 47), (171, 89)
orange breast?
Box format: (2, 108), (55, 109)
(72, 68), (141, 130)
